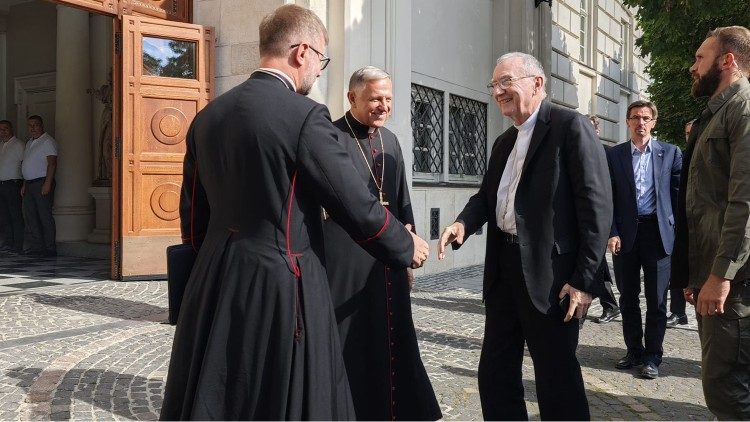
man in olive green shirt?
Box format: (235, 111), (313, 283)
(672, 26), (750, 420)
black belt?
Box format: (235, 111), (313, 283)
(499, 231), (520, 244)
(24, 177), (46, 183)
(0, 179), (22, 184)
(637, 213), (657, 223)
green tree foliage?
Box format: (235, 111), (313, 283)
(623, 0), (750, 147)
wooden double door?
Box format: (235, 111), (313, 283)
(51, 0), (214, 279)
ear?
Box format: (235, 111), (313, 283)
(291, 44), (307, 68)
(723, 51), (739, 71)
(347, 91), (356, 107)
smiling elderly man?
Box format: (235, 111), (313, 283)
(438, 52), (612, 420)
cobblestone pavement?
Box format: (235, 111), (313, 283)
(0, 260), (712, 420)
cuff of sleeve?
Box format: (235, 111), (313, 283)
(711, 256), (740, 281)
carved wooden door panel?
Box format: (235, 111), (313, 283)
(121, 0), (192, 23)
(116, 15), (213, 278)
(48, 0), (117, 15)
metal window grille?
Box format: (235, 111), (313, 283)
(430, 208), (440, 240)
(448, 94), (487, 176)
(411, 84), (444, 174)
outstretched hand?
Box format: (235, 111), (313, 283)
(438, 222), (466, 260)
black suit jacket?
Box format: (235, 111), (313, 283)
(607, 139), (682, 254)
(455, 100), (612, 314)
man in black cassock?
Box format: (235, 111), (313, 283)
(323, 66), (442, 421)
(159, 6), (430, 420)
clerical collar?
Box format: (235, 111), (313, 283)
(513, 103), (541, 131)
(255, 68), (296, 91)
(346, 111), (377, 138)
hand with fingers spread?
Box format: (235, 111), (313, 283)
(438, 222), (466, 260)
(406, 224), (429, 269)
(559, 283), (592, 322)
(696, 274), (731, 316)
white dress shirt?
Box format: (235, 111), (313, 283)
(0, 136), (25, 181)
(22, 132), (58, 181)
(496, 105), (541, 234)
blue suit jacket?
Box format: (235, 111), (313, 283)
(606, 139), (682, 255)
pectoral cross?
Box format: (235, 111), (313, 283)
(379, 191), (389, 206)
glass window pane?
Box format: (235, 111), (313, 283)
(142, 36), (196, 79)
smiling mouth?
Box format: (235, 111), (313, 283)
(499, 98), (512, 104)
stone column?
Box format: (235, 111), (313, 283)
(87, 13), (112, 244)
(54, 5), (95, 242)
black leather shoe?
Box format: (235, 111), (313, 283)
(595, 308), (621, 324)
(640, 362), (659, 379)
(666, 313), (688, 328)
(615, 353), (643, 369)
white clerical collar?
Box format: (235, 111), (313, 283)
(513, 103), (541, 131)
(349, 112), (376, 134)
(256, 68), (297, 91)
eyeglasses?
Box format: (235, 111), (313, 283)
(627, 116), (655, 123)
(290, 43), (331, 71)
(486, 75), (536, 93)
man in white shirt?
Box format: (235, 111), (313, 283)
(0, 120), (25, 253)
(21, 115), (57, 257)
(438, 52), (612, 420)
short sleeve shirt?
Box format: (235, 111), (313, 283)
(0, 136), (25, 181)
(22, 132), (58, 180)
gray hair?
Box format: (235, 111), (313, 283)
(348, 66), (391, 92)
(496, 52), (546, 79)
(259, 4), (328, 58)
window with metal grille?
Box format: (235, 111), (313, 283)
(411, 84), (444, 174)
(430, 208), (440, 240)
(448, 94), (487, 176)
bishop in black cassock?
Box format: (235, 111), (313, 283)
(323, 68), (441, 421)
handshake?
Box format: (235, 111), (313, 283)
(407, 221), (466, 269)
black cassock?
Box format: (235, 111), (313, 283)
(323, 112), (441, 421)
(159, 72), (414, 420)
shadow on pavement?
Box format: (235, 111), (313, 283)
(576, 343), (701, 379)
(415, 327), (482, 350)
(27, 294), (168, 322)
(437, 364), (710, 419)
(7, 366), (163, 420)
(411, 296), (485, 315)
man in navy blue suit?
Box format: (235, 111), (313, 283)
(607, 100), (682, 379)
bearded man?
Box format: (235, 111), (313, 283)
(672, 25), (750, 420)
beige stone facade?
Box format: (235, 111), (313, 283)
(0, 0), (649, 273)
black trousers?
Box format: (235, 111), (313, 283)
(613, 218), (670, 366)
(595, 258), (619, 312)
(669, 286), (687, 316)
(0, 180), (24, 251)
(478, 241), (590, 421)
(23, 179), (56, 253)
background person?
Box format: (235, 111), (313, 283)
(21, 115), (57, 257)
(607, 101), (682, 379)
(0, 120), (25, 254)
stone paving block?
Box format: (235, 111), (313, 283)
(0, 269), (717, 420)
